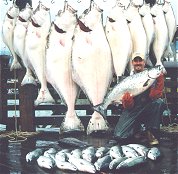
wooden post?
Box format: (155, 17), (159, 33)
(0, 55), (9, 125)
(17, 69), (36, 132)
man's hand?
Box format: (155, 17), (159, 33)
(149, 73), (164, 100)
(122, 92), (134, 109)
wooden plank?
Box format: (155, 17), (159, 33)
(0, 56), (10, 124)
(18, 69), (36, 132)
(163, 61), (178, 68)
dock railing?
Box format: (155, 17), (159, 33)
(0, 55), (177, 132)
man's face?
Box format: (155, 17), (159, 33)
(132, 58), (145, 73)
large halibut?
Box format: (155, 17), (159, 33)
(25, 2), (54, 105)
(162, 0), (176, 59)
(150, 2), (169, 68)
(13, 3), (35, 85)
(2, 2), (20, 70)
(105, 3), (132, 82)
(46, 3), (84, 133)
(72, 2), (113, 134)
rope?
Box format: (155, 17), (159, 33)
(161, 85), (178, 133)
(6, 69), (39, 143)
(161, 86), (172, 125)
(0, 131), (39, 142)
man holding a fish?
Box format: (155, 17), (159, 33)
(114, 56), (166, 146)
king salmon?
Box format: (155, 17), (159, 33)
(94, 65), (163, 116)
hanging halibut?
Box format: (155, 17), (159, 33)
(139, 1), (155, 65)
(46, 3), (84, 133)
(162, 0), (176, 59)
(25, 2), (54, 105)
(105, 3), (132, 82)
(124, 0), (147, 68)
(13, 3), (35, 85)
(72, 2), (113, 134)
(150, 2), (168, 69)
(2, 2), (20, 70)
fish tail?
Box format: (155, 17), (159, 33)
(93, 103), (107, 117)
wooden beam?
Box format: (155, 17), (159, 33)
(0, 56), (9, 124)
(18, 69), (36, 132)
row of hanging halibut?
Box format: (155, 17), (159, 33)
(1, 0), (176, 134)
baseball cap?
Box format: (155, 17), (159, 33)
(132, 52), (144, 61)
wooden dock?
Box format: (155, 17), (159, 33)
(0, 130), (178, 174)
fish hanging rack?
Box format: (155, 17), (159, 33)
(3, 0), (14, 5)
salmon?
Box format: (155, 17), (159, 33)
(94, 65), (163, 116)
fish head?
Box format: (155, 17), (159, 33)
(54, 3), (77, 30)
(147, 147), (161, 160)
(107, 3), (124, 20)
(117, 0), (130, 9)
(150, 2), (160, 17)
(37, 156), (55, 169)
(32, 2), (51, 26)
(131, 0), (144, 7)
(148, 65), (163, 79)
(139, 2), (151, 16)
(26, 152), (33, 162)
(94, 0), (116, 11)
(80, 1), (103, 28)
(8, 3), (19, 18)
(156, 0), (165, 5)
(55, 152), (66, 161)
(18, 3), (33, 21)
(162, 0), (170, 12)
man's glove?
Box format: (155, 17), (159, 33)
(149, 73), (164, 100)
(122, 92), (134, 109)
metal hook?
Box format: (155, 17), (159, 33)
(4, 0), (8, 5)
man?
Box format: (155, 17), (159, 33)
(114, 56), (166, 145)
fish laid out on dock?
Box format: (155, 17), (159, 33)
(37, 155), (56, 169)
(147, 147), (161, 160)
(26, 148), (44, 162)
(26, 142), (161, 172)
(58, 137), (90, 148)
